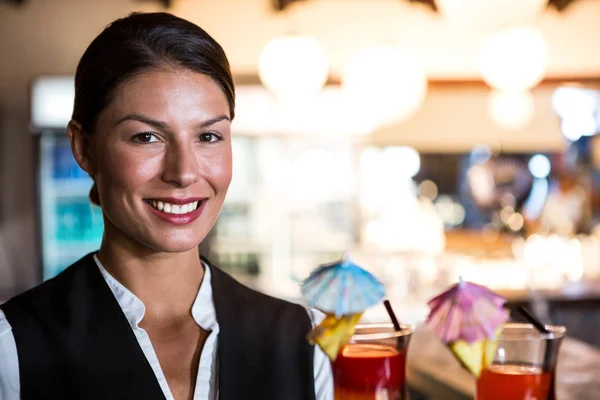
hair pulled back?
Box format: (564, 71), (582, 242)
(71, 12), (235, 206)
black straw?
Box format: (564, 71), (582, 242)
(516, 306), (554, 374)
(383, 299), (402, 332)
(516, 306), (550, 334)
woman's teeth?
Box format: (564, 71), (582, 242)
(149, 200), (199, 214)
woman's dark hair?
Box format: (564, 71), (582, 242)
(71, 12), (235, 205)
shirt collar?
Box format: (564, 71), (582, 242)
(93, 254), (218, 332)
(191, 263), (218, 331)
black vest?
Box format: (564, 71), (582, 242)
(0, 253), (316, 400)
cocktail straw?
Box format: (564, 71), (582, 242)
(383, 299), (402, 332)
(515, 306), (554, 373)
(516, 306), (550, 334)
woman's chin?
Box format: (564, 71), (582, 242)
(153, 241), (201, 254)
(103, 214), (208, 254)
(141, 235), (203, 254)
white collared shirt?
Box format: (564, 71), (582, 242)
(0, 256), (333, 400)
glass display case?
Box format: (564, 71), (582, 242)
(39, 132), (104, 280)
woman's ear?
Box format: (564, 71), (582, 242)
(67, 119), (96, 175)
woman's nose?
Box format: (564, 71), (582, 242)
(161, 144), (199, 188)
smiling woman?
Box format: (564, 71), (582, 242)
(75, 70), (233, 254)
(0, 12), (332, 400)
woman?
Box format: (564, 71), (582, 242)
(0, 12), (332, 400)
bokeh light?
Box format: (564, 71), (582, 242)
(343, 46), (428, 127)
(487, 90), (535, 131)
(259, 35), (329, 98)
(479, 27), (548, 92)
(528, 154), (551, 179)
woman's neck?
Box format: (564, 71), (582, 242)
(96, 238), (205, 323)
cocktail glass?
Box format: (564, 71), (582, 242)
(332, 323), (414, 400)
(476, 323), (566, 400)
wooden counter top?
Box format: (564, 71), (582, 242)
(407, 324), (600, 400)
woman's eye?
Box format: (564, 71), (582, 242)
(198, 132), (222, 143)
(132, 132), (159, 143)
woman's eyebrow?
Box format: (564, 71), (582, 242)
(116, 113), (167, 129)
(195, 115), (231, 128)
(115, 113), (231, 130)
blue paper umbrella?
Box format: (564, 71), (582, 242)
(301, 257), (386, 316)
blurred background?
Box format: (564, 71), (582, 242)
(2, 0), (600, 347)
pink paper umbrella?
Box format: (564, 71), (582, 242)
(426, 278), (509, 344)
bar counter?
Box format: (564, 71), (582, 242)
(407, 324), (600, 400)
(231, 270), (600, 399)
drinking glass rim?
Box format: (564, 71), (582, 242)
(351, 322), (415, 341)
(499, 322), (566, 340)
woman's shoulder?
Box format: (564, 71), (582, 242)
(1, 253), (96, 315)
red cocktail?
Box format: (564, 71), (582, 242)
(331, 323), (413, 400)
(475, 323), (566, 400)
(477, 364), (552, 400)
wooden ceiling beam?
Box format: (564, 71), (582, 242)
(133, 0), (173, 8)
(273, 0), (580, 12)
(407, 0), (579, 12)
(2, 0), (174, 7)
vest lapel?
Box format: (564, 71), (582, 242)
(72, 254), (167, 399)
(208, 261), (254, 399)
(207, 257), (316, 400)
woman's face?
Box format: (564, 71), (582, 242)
(87, 69), (232, 253)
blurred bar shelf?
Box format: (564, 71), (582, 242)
(498, 280), (600, 303)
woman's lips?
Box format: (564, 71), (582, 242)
(144, 198), (207, 225)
